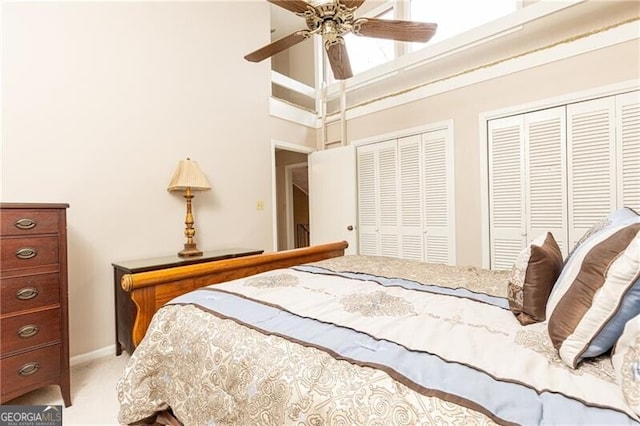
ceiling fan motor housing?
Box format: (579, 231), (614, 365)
(301, 0), (358, 39)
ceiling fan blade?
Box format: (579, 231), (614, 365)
(267, 0), (313, 14)
(245, 32), (308, 62)
(355, 18), (437, 43)
(326, 39), (353, 80)
(340, 0), (366, 9)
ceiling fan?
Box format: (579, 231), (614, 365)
(245, 0), (437, 80)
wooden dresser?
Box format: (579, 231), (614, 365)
(0, 203), (71, 407)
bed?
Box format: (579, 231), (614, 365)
(117, 211), (640, 425)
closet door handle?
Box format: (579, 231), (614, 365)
(18, 362), (40, 377)
(16, 287), (39, 300)
(16, 248), (37, 260)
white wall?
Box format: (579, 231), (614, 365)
(2, 2), (276, 357)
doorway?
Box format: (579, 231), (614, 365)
(271, 141), (314, 251)
(285, 162), (310, 249)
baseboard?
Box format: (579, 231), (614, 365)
(70, 344), (118, 367)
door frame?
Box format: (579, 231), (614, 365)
(271, 140), (315, 252)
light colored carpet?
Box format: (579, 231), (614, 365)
(6, 353), (131, 425)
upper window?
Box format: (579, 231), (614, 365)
(325, 0), (520, 81)
(345, 8), (395, 76)
(409, 0), (518, 51)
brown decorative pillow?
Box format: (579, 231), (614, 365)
(508, 232), (563, 325)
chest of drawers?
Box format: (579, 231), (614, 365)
(0, 203), (71, 407)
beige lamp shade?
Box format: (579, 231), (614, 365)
(167, 158), (211, 191)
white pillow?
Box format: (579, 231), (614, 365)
(612, 315), (640, 416)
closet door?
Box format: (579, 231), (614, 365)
(567, 97), (616, 249)
(616, 91), (640, 212)
(357, 144), (378, 255)
(488, 116), (526, 270)
(356, 140), (400, 257)
(524, 107), (568, 254)
(377, 140), (400, 257)
(422, 129), (453, 264)
(398, 135), (424, 261)
(357, 126), (455, 263)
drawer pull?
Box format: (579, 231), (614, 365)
(17, 324), (40, 338)
(16, 287), (39, 300)
(14, 218), (37, 230)
(15, 248), (37, 260)
(18, 362), (40, 377)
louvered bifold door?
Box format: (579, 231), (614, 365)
(616, 91), (640, 212)
(377, 140), (400, 257)
(398, 135), (424, 261)
(489, 116), (526, 270)
(524, 107), (568, 255)
(567, 97), (616, 249)
(357, 144), (379, 256)
(422, 129), (453, 264)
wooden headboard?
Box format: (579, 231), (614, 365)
(121, 241), (348, 348)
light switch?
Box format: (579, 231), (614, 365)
(256, 200), (264, 210)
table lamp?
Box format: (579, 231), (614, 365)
(167, 158), (211, 257)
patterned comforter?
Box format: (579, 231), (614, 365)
(117, 256), (639, 425)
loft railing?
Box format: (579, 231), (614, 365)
(271, 70), (319, 114)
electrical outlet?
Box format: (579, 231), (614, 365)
(256, 200), (264, 210)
